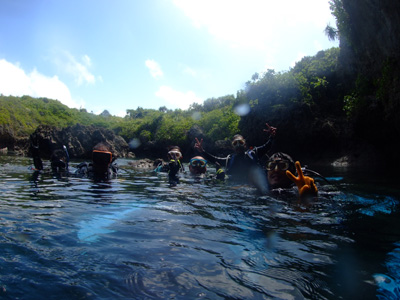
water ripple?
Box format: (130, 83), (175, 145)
(0, 157), (399, 299)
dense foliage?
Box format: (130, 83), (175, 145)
(0, 95), (124, 136)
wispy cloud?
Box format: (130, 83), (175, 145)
(52, 50), (96, 86)
(0, 58), (84, 109)
(145, 59), (163, 79)
(181, 65), (197, 77)
(155, 85), (202, 109)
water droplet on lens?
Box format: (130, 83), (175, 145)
(129, 138), (141, 149)
(234, 104), (250, 116)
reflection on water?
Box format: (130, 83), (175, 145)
(0, 155), (400, 299)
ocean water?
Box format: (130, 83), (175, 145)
(0, 155), (399, 299)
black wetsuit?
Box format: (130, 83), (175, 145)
(75, 162), (118, 181)
(201, 137), (273, 184)
(154, 159), (185, 185)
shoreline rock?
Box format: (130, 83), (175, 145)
(28, 124), (130, 159)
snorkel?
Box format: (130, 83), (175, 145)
(63, 145), (69, 170)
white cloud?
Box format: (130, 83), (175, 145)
(0, 58), (84, 109)
(0, 60), (31, 95)
(145, 59), (163, 79)
(155, 85), (202, 109)
(52, 50), (96, 86)
(173, 0), (336, 50)
(116, 110), (128, 117)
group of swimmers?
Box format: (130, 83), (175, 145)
(30, 123), (318, 199)
(31, 141), (119, 181)
(155, 123), (318, 199)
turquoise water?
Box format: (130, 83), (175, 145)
(0, 155), (399, 299)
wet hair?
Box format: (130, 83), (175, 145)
(268, 152), (296, 173)
(92, 142), (114, 166)
(51, 149), (67, 162)
(168, 145), (181, 152)
(50, 149), (68, 171)
(93, 142), (112, 152)
(232, 134), (244, 141)
(167, 145), (182, 160)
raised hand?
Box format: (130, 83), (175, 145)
(194, 138), (204, 152)
(263, 123), (277, 137)
(286, 161), (318, 197)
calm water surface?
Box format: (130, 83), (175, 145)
(1, 155), (400, 299)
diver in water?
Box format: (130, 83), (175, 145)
(188, 156), (226, 181)
(75, 142), (118, 181)
(265, 152), (295, 189)
(29, 142), (70, 192)
(154, 146), (185, 186)
(265, 152), (318, 199)
(194, 123), (276, 192)
(50, 146), (70, 174)
(188, 156), (207, 176)
(30, 141), (70, 176)
(155, 153), (225, 186)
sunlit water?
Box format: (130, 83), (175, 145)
(1, 155), (400, 299)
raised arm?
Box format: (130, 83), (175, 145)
(251, 123), (277, 158)
(194, 137), (230, 166)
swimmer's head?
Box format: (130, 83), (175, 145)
(92, 142), (113, 170)
(167, 146), (182, 161)
(232, 134), (246, 153)
(189, 156), (207, 175)
(50, 149), (68, 172)
(266, 152), (295, 189)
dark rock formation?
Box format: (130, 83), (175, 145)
(339, 0), (400, 166)
(0, 125), (29, 155)
(29, 124), (130, 159)
(0, 125), (15, 149)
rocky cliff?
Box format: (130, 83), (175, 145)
(339, 0), (400, 165)
(28, 124), (130, 159)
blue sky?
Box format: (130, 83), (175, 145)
(0, 0), (338, 117)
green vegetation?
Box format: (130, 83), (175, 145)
(0, 95), (121, 136)
(1, 46), (344, 158)
(0, 94), (242, 154)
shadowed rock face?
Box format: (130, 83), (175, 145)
(341, 0), (400, 72)
(28, 124), (130, 159)
(339, 0), (400, 164)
